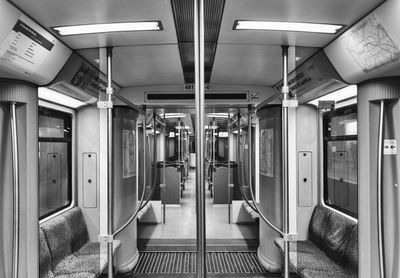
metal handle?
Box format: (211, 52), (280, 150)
(377, 100), (386, 278)
(10, 102), (19, 278)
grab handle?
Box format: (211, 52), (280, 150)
(377, 100), (386, 278)
(10, 102), (20, 278)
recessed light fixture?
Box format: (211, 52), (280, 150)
(233, 20), (343, 34)
(207, 113), (231, 118)
(175, 125), (190, 130)
(161, 113), (186, 119)
(38, 87), (86, 109)
(53, 21), (162, 36)
(308, 85), (357, 108)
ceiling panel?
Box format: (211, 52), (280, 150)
(219, 0), (385, 47)
(9, 0), (178, 48)
(79, 45), (184, 87)
(211, 45), (318, 86)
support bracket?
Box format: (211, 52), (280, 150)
(282, 100), (298, 108)
(97, 101), (113, 109)
(283, 233), (299, 242)
(106, 87), (114, 95)
(98, 234), (114, 243)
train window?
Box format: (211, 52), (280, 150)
(38, 107), (72, 219)
(323, 105), (358, 218)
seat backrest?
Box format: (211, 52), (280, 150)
(39, 227), (53, 278)
(40, 215), (72, 266)
(40, 207), (89, 267)
(62, 207), (89, 253)
(308, 205), (355, 265)
(343, 225), (358, 271)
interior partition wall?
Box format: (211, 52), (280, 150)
(0, 79), (38, 278)
(358, 78), (400, 278)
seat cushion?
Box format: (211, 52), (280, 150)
(54, 273), (96, 278)
(53, 254), (106, 276)
(288, 251), (344, 273)
(75, 240), (121, 257)
(300, 269), (357, 278)
(275, 238), (323, 255)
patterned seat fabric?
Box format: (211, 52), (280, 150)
(39, 207), (119, 278)
(274, 205), (358, 278)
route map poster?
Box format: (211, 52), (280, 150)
(123, 129), (136, 178)
(260, 128), (274, 177)
(341, 13), (400, 73)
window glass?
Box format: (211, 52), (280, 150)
(323, 106), (358, 218)
(39, 115), (70, 138)
(38, 107), (72, 219)
(328, 112), (357, 137)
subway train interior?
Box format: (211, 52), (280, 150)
(0, 0), (400, 277)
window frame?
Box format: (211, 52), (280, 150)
(38, 106), (73, 220)
(322, 104), (358, 218)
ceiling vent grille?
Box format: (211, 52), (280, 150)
(145, 91), (248, 103)
(171, 0), (225, 83)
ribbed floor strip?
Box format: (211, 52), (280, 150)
(131, 251), (267, 275)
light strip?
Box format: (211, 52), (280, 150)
(53, 21), (162, 36)
(38, 87), (86, 109)
(234, 20), (343, 34)
(206, 113), (230, 118)
(175, 125), (190, 130)
(308, 85), (357, 108)
(161, 113), (187, 119)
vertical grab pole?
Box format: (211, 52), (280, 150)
(178, 118), (182, 196)
(143, 109), (147, 205)
(247, 106), (253, 203)
(106, 47), (114, 278)
(212, 117), (216, 197)
(163, 115), (166, 220)
(10, 102), (19, 278)
(377, 100), (386, 278)
(237, 112), (241, 187)
(281, 45), (290, 278)
(228, 113), (231, 223)
(153, 113), (158, 221)
(163, 114), (166, 224)
(194, 0), (206, 275)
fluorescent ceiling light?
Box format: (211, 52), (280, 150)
(38, 87), (86, 109)
(207, 113), (230, 118)
(53, 21), (162, 36)
(147, 129), (160, 135)
(175, 125), (190, 130)
(234, 20), (343, 34)
(161, 113), (186, 119)
(308, 85), (357, 108)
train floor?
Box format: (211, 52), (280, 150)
(137, 169), (259, 240)
(119, 170), (301, 278)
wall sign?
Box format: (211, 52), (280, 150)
(0, 15), (56, 76)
